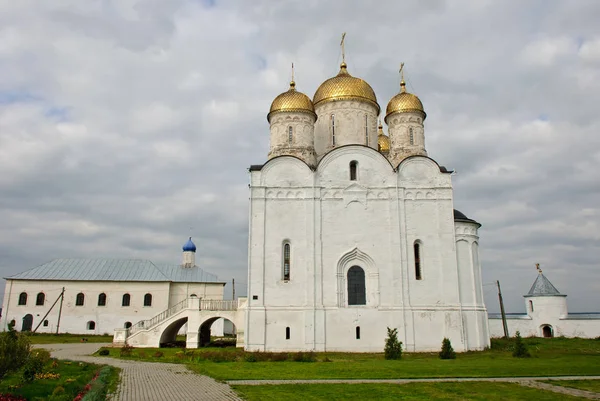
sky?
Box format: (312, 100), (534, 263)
(0, 0), (599, 314)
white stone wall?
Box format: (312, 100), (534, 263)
(313, 100), (379, 159)
(247, 148), (489, 352)
(386, 111), (427, 166)
(268, 112), (316, 166)
(0, 279), (225, 335)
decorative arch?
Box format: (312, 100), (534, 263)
(336, 247), (379, 307)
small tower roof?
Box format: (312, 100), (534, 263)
(525, 272), (563, 297)
(182, 237), (196, 252)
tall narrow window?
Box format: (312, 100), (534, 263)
(350, 161), (357, 181)
(76, 292), (85, 306)
(144, 293), (152, 307)
(286, 327), (291, 340)
(529, 300), (534, 312)
(122, 293), (131, 307)
(365, 115), (369, 145)
(98, 293), (107, 306)
(356, 326), (361, 339)
(347, 266), (366, 305)
(18, 292), (27, 306)
(331, 114), (336, 146)
(87, 321), (96, 330)
(288, 126), (293, 144)
(36, 292), (45, 306)
(409, 127), (414, 145)
(414, 242), (422, 280)
(283, 243), (291, 281)
(43, 320), (49, 327)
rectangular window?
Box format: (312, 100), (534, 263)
(356, 326), (360, 339)
(365, 115), (368, 145)
(414, 243), (422, 280)
(331, 114), (336, 146)
(288, 126), (293, 144)
(286, 327), (290, 340)
(283, 243), (291, 281)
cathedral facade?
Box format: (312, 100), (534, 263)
(245, 60), (490, 352)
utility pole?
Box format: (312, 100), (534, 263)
(232, 278), (236, 301)
(56, 287), (65, 334)
(496, 280), (509, 339)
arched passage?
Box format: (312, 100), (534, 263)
(159, 317), (188, 347)
(197, 317), (237, 348)
(22, 314), (33, 332)
(542, 325), (553, 338)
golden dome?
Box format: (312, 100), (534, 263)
(377, 122), (390, 152)
(268, 81), (316, 122)
(313, 62), (380, 113)
(385, 81), (426, 123)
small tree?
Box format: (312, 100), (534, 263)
(439, 337), (456, 359)
(512, 331), (531, 358)
(0, 321), (31, 379)
(384, 327), (403, 360)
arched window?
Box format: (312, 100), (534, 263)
(365, 115), (369, 145)
(75, 293), (85, 306)
(529, 300), (534, 312)
(288, 126), (293, 144)
(350, 161), (358, 181)
(414, 242), (422, 280)
(124, 321), (132, 329)
(409, 127), (414, 145)
(331, 114), (336, 146)
(285, 327), (290, 340)
(87, 321), (96, 330)
(144, 293), (152, 307)
(98, 293), (107, 306)
(283, 243), (291, 281)
(190, 293), (197, 298)
(356, 326), (361, 339)
(36, 292), (45, 306)
(122, 293), (131, 307)
(347, 266), (366, 305)
(43, 320), (49, 327)
(18, 292), (27, 306)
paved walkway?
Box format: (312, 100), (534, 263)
(38, 343), (241, 401)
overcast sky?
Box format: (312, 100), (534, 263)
(0, 0), (599, 313)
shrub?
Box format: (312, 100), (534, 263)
(291, 352), (316, 362)
(512, 331), (531, 358)
(52, 386), (65, 396)
(119, 344), (133, 357)
(152, 351), (164, 358)
(0, 322), (31, 379)
(98, 349), (110, 356)
(270, 352), (289, 362)
(21, 352), (45, 382)
(384, 327), (403, 360)
(244, 353), (257, 362)
(137, 351), (146, 359)
(322, 356), (333, 362)
(439, 338), (456, 359)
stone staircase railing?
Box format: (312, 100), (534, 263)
(129, 298), (239, 335)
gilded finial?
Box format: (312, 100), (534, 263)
(290, 62), (295, 90)
(399, 62), (406, 93)
(536, 263), (542, 274)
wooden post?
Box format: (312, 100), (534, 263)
(496, 280), (509, 338)
(56, 287), (65, 334)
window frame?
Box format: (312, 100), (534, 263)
(288, 126), (293, 145)
(356, 326), (361, 339)
(409, 127), (414, 145)
(18, 292), (27, 306)
(365, 115), (369, 145)
(285, 327), (290, 340)
(35, 292), (45, 306)
(75, 292), (85, 306)
(98, 293), (107, 307)
(349, 161), (358, 181)
(87, 321), (96, 330)
(347, 265), (366, 306)
(414, 241), (422, 280)
(331, 114), (336, 146)
(143, 293), (152, 307)
(122, 293), (131, 307)
(282, 242), (291, 281)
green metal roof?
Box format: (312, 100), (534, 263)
(5, 259), (221, 283)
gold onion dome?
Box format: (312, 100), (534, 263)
(385, 80), (426, 122)
(313, 62), (380, 113)
(267, 80), (316, 122)
(377, 122), (390, 152)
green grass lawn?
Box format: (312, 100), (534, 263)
(232, 382), (585, 401)
(27, 333), (113, 344)
(545, 379), (600, 393)
(101, 337), (600, 380)
(0, 359), (101, 400)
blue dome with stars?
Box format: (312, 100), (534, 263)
(182, 237), (196, 252)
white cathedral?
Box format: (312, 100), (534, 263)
(245, 58), (489, 352)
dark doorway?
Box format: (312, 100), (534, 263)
(542, 325), (553, 338)
(22, 314), (33, 332)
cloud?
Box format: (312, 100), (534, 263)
(0, 0), (599, 316)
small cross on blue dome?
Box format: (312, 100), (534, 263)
(182, 237), (196, 252)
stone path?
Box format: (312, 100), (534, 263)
(38, 343), (241, 401)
